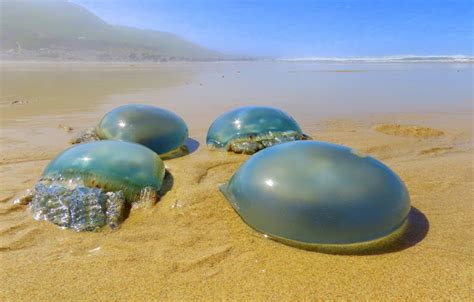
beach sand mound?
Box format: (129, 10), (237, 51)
(374, 124), (445, 138)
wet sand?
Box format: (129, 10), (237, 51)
(0, 62), (472, 300)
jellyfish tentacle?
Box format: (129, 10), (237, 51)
(133, 186), (159, 209)
(70, 127), (101, 144)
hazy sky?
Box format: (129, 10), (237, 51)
(72, 0), (473, 57)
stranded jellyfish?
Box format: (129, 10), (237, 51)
(72, 104), (189, 159)
(18, 141), (165, 231)
(206, 106), (310, 154)
(220, 141), (411, 252)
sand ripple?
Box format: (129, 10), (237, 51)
(374, 124), (445, 138)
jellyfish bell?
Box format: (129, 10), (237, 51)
(206, 106), (310, 154)
(72, 104), (189, 159)
(22, 141), (165, 231)
(219, 141), (411, 253)
(43, 140), (164, 200)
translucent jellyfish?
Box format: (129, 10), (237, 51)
(206, 106), (310, 154)
(220, 141), (411, 252)
(72, 104), (189, 159)
(19, 141), (165, 231)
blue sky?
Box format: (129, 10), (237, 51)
(72, 0), (473, 57)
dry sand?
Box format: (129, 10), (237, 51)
(0, 62), (472, 300)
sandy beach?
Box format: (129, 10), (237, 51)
(0, 62), (472, 300)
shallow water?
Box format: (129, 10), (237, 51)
(1, 62), (472, 130)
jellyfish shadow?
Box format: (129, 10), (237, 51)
(380, 206), (430, 254)
(160, 138), (200, 160)
(159, 170), (174, 197)
(185, 138), (200, 154)
(332, 207), (429, 256)
(279, 207), (429, 255)
(121, 170), (174, 221)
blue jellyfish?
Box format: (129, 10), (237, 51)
(220, 141), (411, 252)
(71, 104), (189, 159)
(206, 106), (310, 154)
(20, 141), (165, 231)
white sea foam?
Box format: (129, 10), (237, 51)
(278, 55), (474, 63)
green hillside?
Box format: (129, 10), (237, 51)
(0, 0), (226, 60)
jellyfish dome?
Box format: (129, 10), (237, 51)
(96, 104), (189, 158)
(43, 140), (164, 200)
(220, 141), (411, 251)
(206, 106), (309, 154)
(29, 141), (165, 231)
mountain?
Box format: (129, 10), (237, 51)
(0, 0), (229, 61)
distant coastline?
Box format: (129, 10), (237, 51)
(0, 49), (253, 63)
